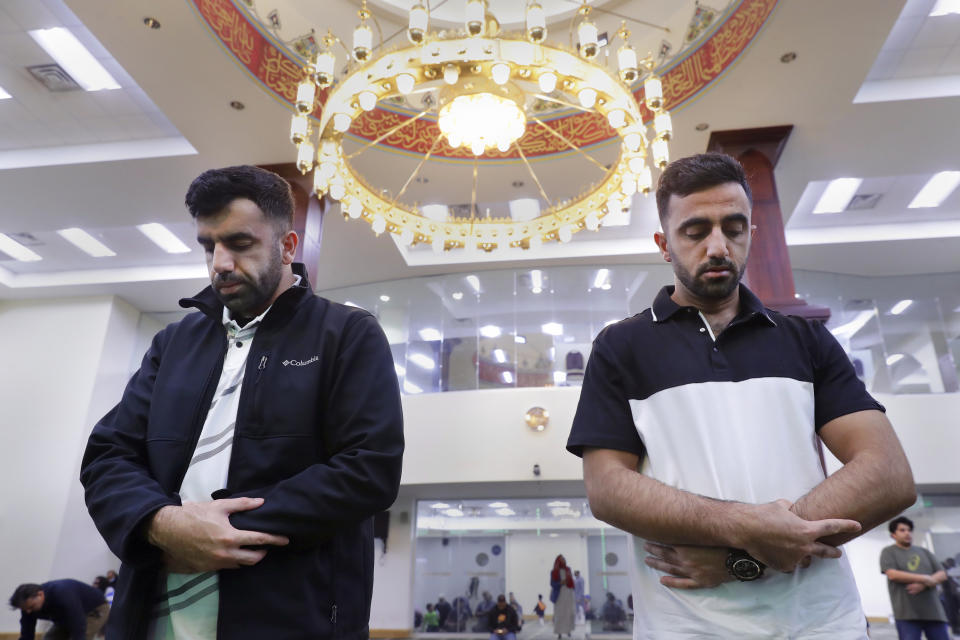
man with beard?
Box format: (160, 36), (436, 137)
(566, 153), (915, 638)
(81, 165), (404, 638)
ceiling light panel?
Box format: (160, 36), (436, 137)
(930, 0), (960, 15)
(136, 223), (191, 254)
(813, 178), (862, 214)
(57, 228), (116, 257)
(0, 86), (11, 100)
(908, 171), (960, 208)
(0, 233), (43, 261)
(28, 28), (120, 92)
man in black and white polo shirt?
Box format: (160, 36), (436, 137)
(567, 153), (916, 639)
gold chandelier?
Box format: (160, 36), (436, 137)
(289, 0), (674, 253)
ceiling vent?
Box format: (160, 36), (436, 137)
(846, 193), (882, 211)
(7, 232), (43, 246)
(27, 64), (81, 92)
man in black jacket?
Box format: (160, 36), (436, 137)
(486, 595), (520, 640)
(10, 580), (109, 640)
(80, 165), (404, 638)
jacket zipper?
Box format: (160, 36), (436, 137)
(330, 604), (337, 625)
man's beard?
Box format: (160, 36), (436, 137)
(671, 252), (746, 300)
(213, 247), (283, 319)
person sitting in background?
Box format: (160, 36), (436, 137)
(508, 592), (523, 627)
(435, 595), (451, 629)
(487, 594), (521, 640)
(423, 603), (440, 632)
(600, 592), (627, 631)
(10, 580), (109, 640)
(474, 591), (496, 631)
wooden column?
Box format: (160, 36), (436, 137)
(258, 162), (326, 287)
(707, 126), (830, 322)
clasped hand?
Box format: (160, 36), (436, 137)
(644, 499), (861, 589)
(148, 497), (289, 573)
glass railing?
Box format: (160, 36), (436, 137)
(319, 266), (960, 395)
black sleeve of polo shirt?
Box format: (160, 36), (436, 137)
(811, 320), (885, 430)
(566, 327), (646, 459)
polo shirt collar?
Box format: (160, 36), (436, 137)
(651, 284), (777, 327)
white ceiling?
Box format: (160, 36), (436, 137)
(0, 0), (958, 314)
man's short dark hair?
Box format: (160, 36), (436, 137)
(497, 594), (507, 603)
(184, 165), (294, 232)
(9, 584), (42, 609)
(889, 515), (914, 533)
(655, 152), (752, 227)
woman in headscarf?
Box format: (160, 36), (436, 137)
(549, 554), (576, 638)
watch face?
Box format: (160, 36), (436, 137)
(732, 558), (762, 580)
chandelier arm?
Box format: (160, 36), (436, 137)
(388, 132), (444, 211)
(559, 0), (671, 34)
(513, 141), (552, 209)
(531, 116), (608, 173)
(345, 108), (433, 160)
(532, 93), (591, 114)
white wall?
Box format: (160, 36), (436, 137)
(0, 296), (140, 632)
(370, 495), (416, 631)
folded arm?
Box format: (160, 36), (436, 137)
(583, 448), (860, 572)
(885, 568), (946, 586)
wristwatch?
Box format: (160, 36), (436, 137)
(726, 549), (765, 581)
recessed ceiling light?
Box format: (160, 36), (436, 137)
(0, 86), (11, 100)
(886, 353), (905, 366)
(143, 17), (161, 29)
(28, 28), (120, 92)
(409, 353), (436, 370)
(418, 327), (441, 341)
(443, 508), (464, 517)
(465, 275), (481, 293)
(394, 363), (406, 376)
(451, 291), (463, 301)
(495, 508), (516, 516)
(780, 51), (797, 63)
(511, 180), (525, 188)
(430, 502), (450, 509)
(489, 502), (508, 508)
(229, 100), (245, 110)
(889, 299), (913, 315)
(530, 269), (544, 294)
(0, 232), (42, 261)
(493, 348), (507, 363)
(501, 371), (514, 384)
(553, 371), (567, 384)
(593, 268), (611, 290)
(695, 122), (709, 131)
(57, 227), (116, 257)
(137, 223), (191, 253)
(515, 335), (527, 344)
(403, 380), (423, 394)
(930, 0), (960, 16)
(908, 171), (960, 209)
(542, 322), (563, 336)
(813, 178), (861, 214)
(547, 501), (570, 507)
(480, 324), (502, 338)
(379, 294), (390, 302)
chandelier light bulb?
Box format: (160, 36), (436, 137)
(528, 235), (542, 250)
(448, 132), (463, 148)
(654, 111), (673, 140)
(319, 140), (338, 160)
(637, 166), (653, 194)
(618, 44), (638, 84)
(585, 212), (600, 231)
(492, 62), (510, 85)
(538, 71), (557, 93)
(313, 168), (328, 196)
(652, 137), (669, 169)
(497, 139), (511, 153)
(329, 177), (346, 201)
(607, 195), (623, 215)
(577, 87), (597, 109)
(296, 141), (315, 174)
(558, 225), (573, 243)
(396, 73), (415, 94)
(371, 215), (387, 235)
(347, 199), (364, 219)
(333, 113), (352, 132)
(606, 109), (626, 129)
(471, 138), (485, 156)
(317, 161), (337, 182)
(290, 114), (309, 144)
(443, 63), (460, 85)
(295, 78), (316, 114)
(439, 92), (525, 158)
(644, 74), (663, 111)
(399, 229), (415, 245)
(432, 237), (445, 253)
(358, 90), (377, 111)
(526, 2), (546, 43)
(578, 19), (599, 59)
(408, 3), (428, 44)
(628, 156), (646, 174)
(314, 50), (335, 87)
(620, 177), (637, 197)
(353, 23), (373, 62)
(624, 129), (645, 153)
(465, 0), (485, 36)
